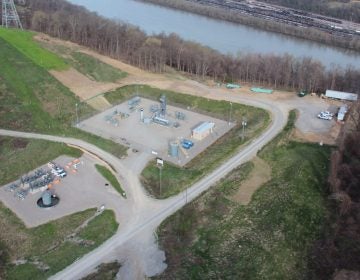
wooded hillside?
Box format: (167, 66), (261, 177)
(310, 101), (360, 279)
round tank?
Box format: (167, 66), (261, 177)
(42, 191), (52, 206)
(169, 141), (179, 158)
(140, 108), (144, 121)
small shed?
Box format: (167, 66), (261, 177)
(192, 122), (215, 141)
(325, 90), (358, 101)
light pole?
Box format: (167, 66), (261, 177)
(228, 102), (233, 126)
(75, 103), (79, 127)
(159, 165), (162, 197)
(242, 118), (247, 140)
(157, 158), (164, 197)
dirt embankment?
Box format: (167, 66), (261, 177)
(229, 157), (271, 205)
(50, 68), (117, 101)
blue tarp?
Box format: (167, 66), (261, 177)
(251, 87), (273, 94)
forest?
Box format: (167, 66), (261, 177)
(311, 101), (360, 279)
(14, 0), (360, 95)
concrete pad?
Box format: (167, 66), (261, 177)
(0, 154), (125, 228)
(78, 98), (233, 166)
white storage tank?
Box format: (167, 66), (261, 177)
(169, 141), (179, 158)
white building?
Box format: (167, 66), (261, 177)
(325, 90), (358, 101)
(337, 105), (348, 121)
(192, 122), (215, 140)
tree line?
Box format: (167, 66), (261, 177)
(310, 101), (360, 279)
(15, 0), (360, 94)
(140, 0), (360, 52)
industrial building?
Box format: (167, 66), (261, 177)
(192, 122), (215, 140)
(325, 90), (358, 101)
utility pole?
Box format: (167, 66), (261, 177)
(2, 0), (23, 29)
(159, 165), (162, 197)
(242, 118), (247, 140)
(75, 103), (79, 127)
(228, 102), (233, 125)
(156, 158), (164, 197)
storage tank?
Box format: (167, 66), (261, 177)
(169, 141), (179, 158)
(42, 191), (52, 206)
(144, 117), (152, 124)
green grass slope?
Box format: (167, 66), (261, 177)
(0, 28), (68, 70)
(0, 29), (127, 157)
(69, 52), (127, 83)
(0, 35), (81, 132)
(156, 111), (332, 279)
(95, 164), (126, 198)
(1, 206), (118, 280)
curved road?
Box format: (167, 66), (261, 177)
(0, 94), (289, 279)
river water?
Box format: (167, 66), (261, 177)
(68, 0), (360, 69)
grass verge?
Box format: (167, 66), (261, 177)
(103, 85), (270, 198)
(95, 164), (126, 198)
(155, 110), (331, 279)
(0, 205), (118, 280)
(0, 136), (82, 186)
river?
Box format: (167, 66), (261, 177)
(68, 0), (360, 69)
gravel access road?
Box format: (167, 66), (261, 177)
(0, 92), (288, 279)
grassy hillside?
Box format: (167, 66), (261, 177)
(0, 28), (127, 157)
(156, 111), (332, 279)
(0, 205), (118, 280)
(36, 38), (128, 83)
(103, 85), (270, 198)
(0, 28), (68, 70)
(0, 35), (82, 132)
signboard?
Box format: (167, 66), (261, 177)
(157, 158), (164, 167)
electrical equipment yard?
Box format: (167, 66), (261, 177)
(0, 155), (124, 227)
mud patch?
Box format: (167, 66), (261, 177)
(293, 122), (341, 145)
(230, 157), (271, 205)
(86, 96), (112, 111)
(50, 68), (118, 101)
